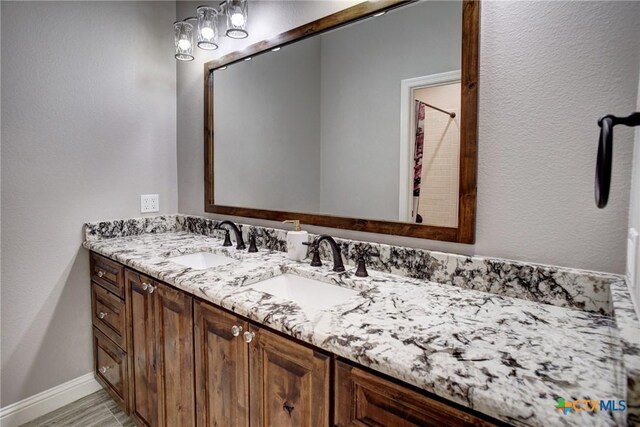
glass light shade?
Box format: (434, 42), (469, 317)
(197, 6), (218, 50)
(174, 21), (194, 61)
(226, 0), (248, 39)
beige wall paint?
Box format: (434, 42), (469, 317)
(178, 1), (640, 274)
(1, 1), (177, 406)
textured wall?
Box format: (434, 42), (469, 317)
(178, 1), (640, 274)
(1, 1), (177, 406)
(629, 64), (640, 314)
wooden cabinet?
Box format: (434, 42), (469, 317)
(94, 327), (129, 410)
(92, 282), (127, 349)
(154, 281), (195, 427)
(91, 252), (125, 298)
(249, 326), (330, 427)
(91, 252), (129, 414)
(194, 303), (330, 427)
(334, 362), (495, 427)
(90, 252), (499, 427)
(194, 301), (250, 427)
(126, 269), (195, 427)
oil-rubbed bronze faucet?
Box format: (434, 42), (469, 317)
(216, 220), (246, 250)
(305, 235), (345, 272)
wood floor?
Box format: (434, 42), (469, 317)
(20, 390), (135, 427)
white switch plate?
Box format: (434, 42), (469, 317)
(140, 194), (159, 213)
(627, 228), (639, 286)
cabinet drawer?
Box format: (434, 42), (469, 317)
(92, 282), (127, 349)
(94, 328), (129, 412)
(335, 361), (495, 427)
(91, 252), (124, 298)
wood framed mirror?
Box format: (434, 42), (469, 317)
(204, 0), (479, 243)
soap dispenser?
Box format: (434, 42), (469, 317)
(282, 220), (308, 261)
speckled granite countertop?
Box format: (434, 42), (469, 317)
(83, 230), (630, 427)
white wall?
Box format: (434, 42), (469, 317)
(629, 63), (640, 315)
(1, 1), (177, 407)
(178, 1), (640, 274)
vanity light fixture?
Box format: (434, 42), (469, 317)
(197, 6), (219, 50)
(174, 20), (195, 61)
(226, 0), (249, 39)
(174, 1), (249, 61)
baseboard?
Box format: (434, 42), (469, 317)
(0, 372), (102, 427)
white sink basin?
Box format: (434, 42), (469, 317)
(168, 252), (235, 270)
(246, 274), (359, 315)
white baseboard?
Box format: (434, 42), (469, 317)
(0, 372), (102, 427)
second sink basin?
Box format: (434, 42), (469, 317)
(246, 274), (359, 315)
(168, 252), (235, 270)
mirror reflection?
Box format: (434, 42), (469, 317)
(213, 1), (462, 227)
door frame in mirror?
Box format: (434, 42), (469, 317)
(204, 0), (479, 243)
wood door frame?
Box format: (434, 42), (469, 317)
(204, 0), (479, 243)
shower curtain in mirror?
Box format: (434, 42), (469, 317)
(413, 101), (426, 223)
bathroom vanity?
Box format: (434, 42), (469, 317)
(88, 254), (495, 427)
(84, 215), (639, 427)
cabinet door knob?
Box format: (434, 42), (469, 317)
(99, 366), (110, 374)
(243, 331), (255, 343)
(148, 284), (156, 294)
(97, 270), (105, 278)
(98, 311), (108, 319)
(231, 325), (243, 337)
(141, 282), (149, 291)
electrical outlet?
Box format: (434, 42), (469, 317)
(627, 228), (639, 286)
(140, 194), (159, 213)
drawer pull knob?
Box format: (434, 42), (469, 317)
(231, 325), (243, 337)
(97, 270), (105, 278)
(98, 312), (108, 319)
(99, 366), (110, 374)
(148, 284), (156, 294)
(142, 282), (149, 291)
(243, 331), (255, 343)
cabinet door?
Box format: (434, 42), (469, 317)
(334, 361), (495, 427)
(249, 326), (330, 427)
(194, 301), (249, 427)
(126, 270), (157, 427)
(155, 281), (196, 427)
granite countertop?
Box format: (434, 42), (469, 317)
(84, 231), (626, 427)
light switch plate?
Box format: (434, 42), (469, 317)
(627, 228), (639, 286)
(140, 194), (159, 213)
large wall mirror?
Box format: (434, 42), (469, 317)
(205, 0), (479, 243)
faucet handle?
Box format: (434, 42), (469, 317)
(222, 229), (233, 247)
(355, 254), (369, 277)
(248, 233), (258, 253)
(303, 241), (322, 267)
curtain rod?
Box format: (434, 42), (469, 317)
(416, 100), (456, 118)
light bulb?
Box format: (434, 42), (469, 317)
(230, 12), (245, 27)
(178, 39), (191, 50)
(201, 27), (214, 40)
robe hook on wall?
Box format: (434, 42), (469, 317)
(595, 112), (640, 208)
